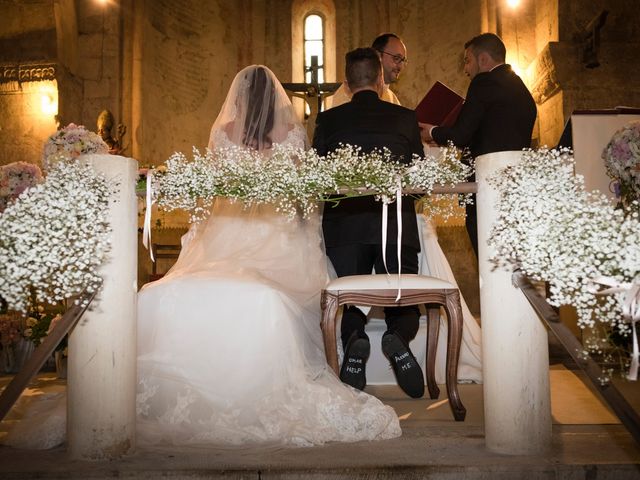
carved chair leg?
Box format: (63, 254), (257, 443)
(444, 291), (466, 421)
(425, 304), (441, 399)
(320, 292), (341, 376)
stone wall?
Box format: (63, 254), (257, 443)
(2, 1), (639, 165)
(0, 0), (123, 167)
(133, 0), (295, 166)
(0, 0), (56, 60)
(128, 0), (491, 167)
(0, 80), (58, 166)
(73, 0), (122, 131)
(530, 0), (640, 146)
(0, 0), (57, 166)
(331, 0), (483, 111)
(535, 0), (559, 54)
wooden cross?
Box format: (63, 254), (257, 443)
(281, 55), (341, 140)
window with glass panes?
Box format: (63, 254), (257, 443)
(304, 13), (324, 114)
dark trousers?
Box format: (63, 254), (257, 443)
(326, 243), (420, 349)
(466, 198), (478, 257)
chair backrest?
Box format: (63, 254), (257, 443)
(150, 243), (181, 276)
(325, 273), (455, 291)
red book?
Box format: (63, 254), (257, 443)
(415, 81), (465, 127)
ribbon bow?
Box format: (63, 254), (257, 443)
(380, 166), (422, 302)
(142, 169), (155, 262)
(381, 175), (404, 301)
(589, 276), (640, 380)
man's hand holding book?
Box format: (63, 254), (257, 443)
(415, 81), (464, 144)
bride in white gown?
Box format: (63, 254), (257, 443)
(0, 66), (480, 451)
(136, 65), (400, 447)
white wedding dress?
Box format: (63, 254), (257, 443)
(136, 113), (400, 445)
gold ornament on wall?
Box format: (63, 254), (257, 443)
(96, 109), (127, 155)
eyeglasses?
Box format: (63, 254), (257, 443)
(377, 50), (408, 65)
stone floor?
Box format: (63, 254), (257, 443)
(1, 362), (639, 480)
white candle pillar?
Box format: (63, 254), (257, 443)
(67, 155), (138, 459)
(476, 151), (552, 455)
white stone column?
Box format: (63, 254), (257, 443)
(476, 151), (552, 455)
(67, 155), (138, 459)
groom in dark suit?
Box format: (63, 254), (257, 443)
(421, 33), (537, 255)
(313, 48), (425, 398)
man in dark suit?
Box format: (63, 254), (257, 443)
(313, 48), (425, 398)
(421, 33), (537, 255)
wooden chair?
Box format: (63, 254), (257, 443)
(320, 273), (466, 421)
(149, 243), (181, 281)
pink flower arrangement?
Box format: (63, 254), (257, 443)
(0, 161), (43, 212)
(602, 121), (640, 206)
(0, 313), (24, 348)
(42, 123), (109, 168)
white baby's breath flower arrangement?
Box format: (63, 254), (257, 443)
(321, 144), (404, 201)
(0, 158), (117, 313)
(407, 146), (474, 221)
(488, 147), (640, 337)
(154, 144), (326, 221)
(152, 143), (472, 221)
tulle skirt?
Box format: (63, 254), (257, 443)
(136, 199), (400, 446)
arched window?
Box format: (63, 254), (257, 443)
(303, 13), (324, 115)
(304, 14), (324, 84)
(291, 0), (336, 122)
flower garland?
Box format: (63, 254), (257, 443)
(0, 158), (117, 313)
(42, 123), (109, 170)
(603, 121), (640, 208)
(488, 148), (640, 376)
(153, 143), (473, 222)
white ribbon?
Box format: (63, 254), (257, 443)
(589, 276), (640, 380)
(142, 169), (155, 262)
(381, 175), (405, 302)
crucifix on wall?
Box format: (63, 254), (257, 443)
(281, 55), (341, 140)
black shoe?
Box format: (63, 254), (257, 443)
(340, 333), (370, 391)
(381, 331), (425, 398)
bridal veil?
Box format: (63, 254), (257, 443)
(208, 65), (307, 151)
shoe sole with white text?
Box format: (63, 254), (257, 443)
(381, 332), (425, 398)
(339, 337), (370, 391)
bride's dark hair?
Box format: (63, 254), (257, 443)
(243, 66), (275, 149)
(208, 65), (306, 152)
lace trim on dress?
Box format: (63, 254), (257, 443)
(136, 368), (400, 447)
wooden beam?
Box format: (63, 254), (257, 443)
(137, 182), (479, 198)
(0, 287), (99, 422)
(335, 181), (478, 196)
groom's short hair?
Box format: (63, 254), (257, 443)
(465, 33), (506, 62)
(345, 47), (381, 90)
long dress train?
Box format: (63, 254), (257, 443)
(136, 197), (401, 447)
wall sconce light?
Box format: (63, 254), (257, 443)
(506, 0), (520, 8)
(511, 64), (523, 78)
(40, 88), (58, 116)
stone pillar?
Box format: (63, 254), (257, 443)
(476, 151), (552, 455)
(67, 155), (138, 459)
